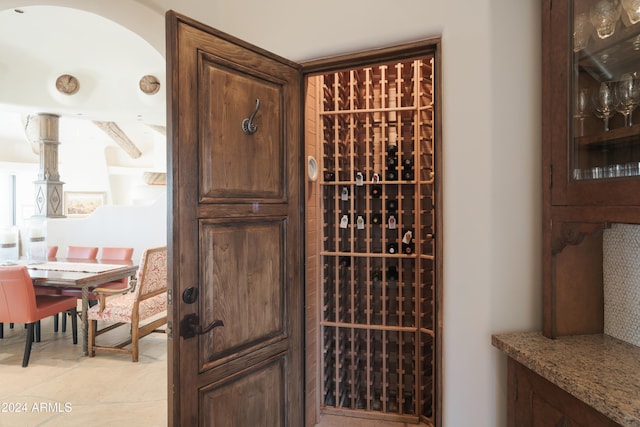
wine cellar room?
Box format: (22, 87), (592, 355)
(304, 40), (442, 426)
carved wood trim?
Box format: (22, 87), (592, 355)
(551, 221), (609, 255)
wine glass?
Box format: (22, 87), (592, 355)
(614, 73), (640, 126)
(574, 13), (591, 52)
(622, 0), (640, 24)
(575, 87), (590, 136)
(593, 82), (616, 131)
(590, 0), (622, 39)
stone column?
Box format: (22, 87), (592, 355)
(24, 113), (65, 217)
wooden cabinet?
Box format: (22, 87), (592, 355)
(545, 0), (640, 207)
(500, 2), (640, 423)
(305, 45), (441, 425)
(542, 0), (640, 338)
(507, 359), (620, 427)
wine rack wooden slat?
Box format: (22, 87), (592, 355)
(317, 55), (436, 424)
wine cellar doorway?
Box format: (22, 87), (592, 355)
(304, 40), (442, 426)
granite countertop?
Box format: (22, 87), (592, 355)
(492, 331), (640, 427)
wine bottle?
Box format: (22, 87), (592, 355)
(387, 214), (397, 229)
(403, 158), (414, 181)
(402, 157), (414, 168)
(387, 265), (398, 281)
(387, 242), (398, 254)
(402, 229), (414, 254)
(341, 187), (349, 201)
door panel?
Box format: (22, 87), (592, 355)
(201, 219), (285, 365)
(201, 357), (285, 426)
(167, 11), (303, 426)
(200, 57), (284, 201)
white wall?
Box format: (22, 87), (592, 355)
(0, 0), (542, 426)
(46, 193), (167, 263)
(183, 1), (543, 425)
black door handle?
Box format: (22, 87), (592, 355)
(180, 313), (224, 339)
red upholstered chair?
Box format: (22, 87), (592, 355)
(66, 246), (98, 260)
(59, 247), (134, 331)
(54, 246), (98, 332)
(0, 266), (78, 367)
(99, 247), (134, 282)
(101, 247), (134, 261)
(33, 245), (60, 301)
(98, 247), (135, 288)
(89, 246), (167, 362)
(34, 246), (63, 330)
(60, 247), (133, 300)
(47, 246), (58, 259)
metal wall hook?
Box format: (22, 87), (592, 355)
(241, 99), (260, 135)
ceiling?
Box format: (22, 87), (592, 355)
(0, 5), (165, 155)
(0, 0), (438, 156)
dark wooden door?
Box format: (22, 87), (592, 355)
(166, 11), (303, 426)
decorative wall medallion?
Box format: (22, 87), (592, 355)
(139, 75), (160, 94)
(55, 74), (79, 95)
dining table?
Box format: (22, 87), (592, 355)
(26, 259), (138, 355)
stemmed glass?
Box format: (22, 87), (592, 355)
(593, 82), (617, 131)
(590, 0), (622, 39)
(622, 0), (640, 24)
(614, 72), (640, 126)
(574, 13), (591, 52)
(575, 87), (590, 136)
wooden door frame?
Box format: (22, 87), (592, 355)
(301, 38), (443, 427)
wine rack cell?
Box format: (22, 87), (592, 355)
(317, 53), (437, 423)
(322, 325), (418, 415)
(420, 333), (434, 418)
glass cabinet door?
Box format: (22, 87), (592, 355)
(572, 0), (640, 181)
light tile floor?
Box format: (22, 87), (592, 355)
(0, 316), (167, 427)
(0, 317), (426, 427)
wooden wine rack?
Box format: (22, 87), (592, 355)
(312, 56), (437, 424)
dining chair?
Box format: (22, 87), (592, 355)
(47, 246), (58, 259)
(95, 246), (134, 289)
(52, 245), (99, 332)
(34, 246), (64, 330)
(0, 266), (78, 367)
(33, 244), (61, 301)
(58, 247), (134, 333)
(88, 246), (167, 362)
(100, 247), (134, 261)
(66, 246), (98, 260)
